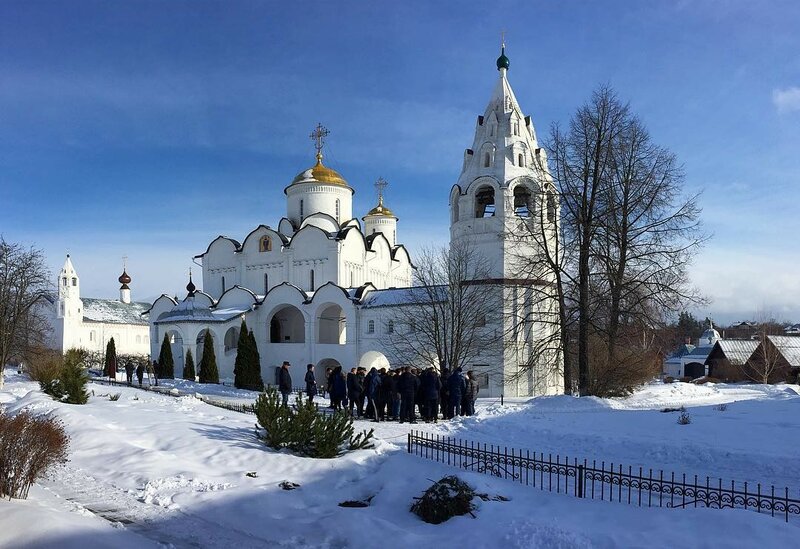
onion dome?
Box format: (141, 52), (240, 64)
(186, 271), (196, 297)
(496, 46), (510, 71)
(118, 269), (131, 289)
(288, 152), (350, 189)
(365, 196), (397, 218)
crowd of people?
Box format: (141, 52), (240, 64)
(288, 361), (480, 423)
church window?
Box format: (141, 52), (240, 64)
(483, 152), (491, 168)
(222, 276), (226, 294)
(310, 269), (315, 291)
(518, 154), (524, 167)
(259, 235), (272, 252)
(264, 273), (269, 294)
(547, 190), (556, 222)
(300, 199), (304, 219)
(513, 122), (519, 136)
(474, 185), (496, 218)
(387, 320), (394, 334)
(335, 199), (340, 222)
(89, 331), (95, 342)
(473, 368), (490, 389)
(62, 277), (67, 287)
(368, 320), (375, 334)
(514, 185), (532, 217)
(490, 124), (496, 137)
(72, 277), (77, 286)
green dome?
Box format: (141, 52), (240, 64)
(496, 46), (509, 71)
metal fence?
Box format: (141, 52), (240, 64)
(407, 431), (800, 523)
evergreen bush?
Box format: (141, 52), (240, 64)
(411, 476), (476, 524)
(183, 348), (196, 381)
(234, 321), (264, 391)
(104, 338), (117, 378)
(59, 352), (90, 405)
(158, 333), (175, 379)
(254, 387), (374, 458)
(198, 330), (219, 384)
(247, 330), (264, 391)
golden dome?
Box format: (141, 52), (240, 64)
(365, 196), (396, 218)
(289, 153), (350, 188)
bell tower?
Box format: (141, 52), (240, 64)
(448, 44), (562, 398)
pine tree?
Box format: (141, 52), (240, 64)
(104, 338), (117, 379)
(158, 333), (174, 379)
(248, 329), (264, 391)
(198, 329), (219, 384)
(234, 319), (250, 389)
(183, 348), (196, 381)
(60, 350), (89, 404)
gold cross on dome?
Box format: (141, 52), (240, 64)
(374, 177), (388, 204)
(310, 123), (330, 161)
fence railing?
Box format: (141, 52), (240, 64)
(407, 431), (800, 523)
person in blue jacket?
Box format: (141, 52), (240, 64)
(447, 367), (467, 417)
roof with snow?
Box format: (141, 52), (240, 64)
(359, 286), (447, 308)
(767, 335), (800, 367)
(82, 298), (150, 325)
(154, 299), (251, 324)
(709, 339), (760, 366)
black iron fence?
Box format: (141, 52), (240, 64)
(407, 431), (800, 523)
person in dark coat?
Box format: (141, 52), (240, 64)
(125, 361), (134, 386)
(330, 366), (347, 411)
(420, 367), (442, 422)
(346, 368), (357, 416)
(387, 370), (400, 420)
(364, 368), (381, 421)
(278, 361), (292, 407)
(136, 362), (145, 387)
(377, 368), (392, 421)
(464, 370), (479, 416)
(398, 367), (420, 424)
(355, 367), (366, 417)
(439, 367), (451, 419)
(304, 364), (317, 403)
(447, 367), (467, 417)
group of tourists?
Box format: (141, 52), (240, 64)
(286, 361), (480, 423)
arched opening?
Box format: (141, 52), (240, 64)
(224, 326), (239, 353)
(474, 185), (496, 218)
(317, 304), (347, 344)
(547, 190), (556, 222)
(518, 153), (525, 167)
(316, 358), (342, 393)
(165, 330), (184, 372)
(358, 350), (390, 371)
(514, 185), (533, 217)
(195, 331), (206, 364)
(269, 305), (305, 343)
(483, 152), (491, 168)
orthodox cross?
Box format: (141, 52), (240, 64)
(310, 123), (330, 161)
(374, 177), (388, 205)
(501, 29), (506, 49)
(122, 255), (128, 271)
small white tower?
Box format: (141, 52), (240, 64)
(56, 254), (83, 351)
(362, 177), (398, 246)
(285, 123), (354, 229)
(118, 258), (132, 304)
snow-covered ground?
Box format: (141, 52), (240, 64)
(2, 368), (799, 548)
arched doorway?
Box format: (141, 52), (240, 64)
(358, 350), (390, 371)
(196, 331), (206, 364)
(165, 330), (184, 372)
(317, 358), (342, 394)
(269, 305), (305, 343)
(224, 325), (239, 355)
(317, 304), (346, 344)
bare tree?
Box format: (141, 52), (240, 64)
(0, 237), (52, 389)
(385, 240), (500, 375)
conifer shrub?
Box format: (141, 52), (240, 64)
(411, 476), (476, 524)
(158, 333), (175, 379)
(198, 330), (219, 384)
(58, 352), (90, 405)
(183, 348), (196, 381)
(104, 338), (117, 378)
(247, 330), (264, 391)
(254, 387), (374, 458)
(234, 321), (264, 391)
(0, 410), (69, 499)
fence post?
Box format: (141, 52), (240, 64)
(407, 431), (412, 454)
(577, 464), (584, 498)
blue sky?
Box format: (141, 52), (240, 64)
(2, 0), (799, 324)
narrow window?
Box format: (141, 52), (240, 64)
(72, 277), (77, 286)
(300, 199), (304, 219)
(264, 273), (269, 294)
(387, 320), (394, 334)
(392, 230), (396, 245)
(62, 277), (67, 287)
(490, 124), (496, 137)
(368, 320), (375, 334)
(222, 276), (226, 294)
(335, 199), (340, 222)
(483, 152), (491, 168)
(310, 269), (315, 291)
(518, 154), (524, 167)
(547, 190), (556, 222)
(89, 331), (94, 342)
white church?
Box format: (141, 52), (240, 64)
(145, 47), (564, 397)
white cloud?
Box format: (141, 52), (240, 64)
(772, 87), (800, 113)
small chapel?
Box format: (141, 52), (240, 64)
(145, 47), (564, 397)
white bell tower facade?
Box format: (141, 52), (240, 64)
(55, 255), (83, 351)
(449, 46), (563, 397)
